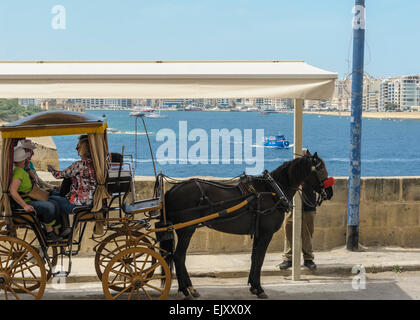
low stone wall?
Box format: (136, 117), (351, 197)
(37, 175), (420, 255)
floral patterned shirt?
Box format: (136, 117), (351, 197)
(52, 159), (97, 206)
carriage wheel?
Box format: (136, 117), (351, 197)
(102, 247), (171, 300)
(94, 230), (154, 287)
(0, 236), (47, 300)
(0, 221), (7, 235)
(19, 228), (58, 282)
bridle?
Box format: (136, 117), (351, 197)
(307, 154), (335, 206)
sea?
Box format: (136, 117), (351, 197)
(52, 110), (420, 178)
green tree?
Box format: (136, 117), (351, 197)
(0, 99), (42, 122)
(385, 103), (398, 111)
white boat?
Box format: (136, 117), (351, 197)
(184, 105), (203, 111)
(145, 109), (168, 118)
(246, 107), (259, 112)
(129, 106), (154, 116)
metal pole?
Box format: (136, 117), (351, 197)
(292, 98), (303, 280)
(347, 0), (366, 251)
(141, 117), (157, 180)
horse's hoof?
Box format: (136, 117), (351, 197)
(257, 292), (268, 299)
(188, 286), (200, 298)
(184, 294), (194, 300)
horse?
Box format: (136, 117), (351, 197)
(159, 151), (334, 299)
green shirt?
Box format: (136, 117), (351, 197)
(12, 166), (33, 196)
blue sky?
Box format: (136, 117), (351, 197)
(0, 0), (418, 79)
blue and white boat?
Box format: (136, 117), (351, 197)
(263, 134), (292, 148)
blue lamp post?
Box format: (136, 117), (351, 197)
(347, 0), (366, 250)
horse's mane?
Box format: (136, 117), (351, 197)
(270, 156), (312, 187)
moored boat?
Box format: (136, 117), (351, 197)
(184, 105), (203, 111)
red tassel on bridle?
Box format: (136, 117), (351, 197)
(323, 177), (335, 189)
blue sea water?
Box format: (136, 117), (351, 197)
(52, 110), (420, 178)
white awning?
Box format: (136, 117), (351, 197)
(0, 61), (337, 99)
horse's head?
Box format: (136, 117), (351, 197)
(302, 150), (335, 204)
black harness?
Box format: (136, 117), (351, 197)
(171, 172), (292, 239)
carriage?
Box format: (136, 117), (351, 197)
(0, 110), (175, 300)
(0, 110), (260, 300)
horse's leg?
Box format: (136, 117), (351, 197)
(248, 232), (273, 299)
(173, 227), (198, 300)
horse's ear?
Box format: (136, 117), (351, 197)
(313, 152), (318, 159)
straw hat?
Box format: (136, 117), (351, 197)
(13, 147), (30, 162)
(16, 139), (37, 150)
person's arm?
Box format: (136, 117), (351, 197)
(9, 178), (35, 212)
(48, 161), (80, 179)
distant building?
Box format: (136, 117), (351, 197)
(379, 75), (420, 110)
(363, 76), (381, 111)
(216, 98), (231, 107)
(163, 99), (184, 108)
(401, 76), (420, 109)
(18, 99), (36, 106)
(329, 75), (383, 112)
(41, 99), (85, 112)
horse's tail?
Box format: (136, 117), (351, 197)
(159, 210), (175, 288)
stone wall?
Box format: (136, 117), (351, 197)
(36, 175), (420, 255)
(0, 136), (59, 171)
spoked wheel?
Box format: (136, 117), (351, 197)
(0, 236), (47, 300)
(94, 230), (154, 286)
(19, 227), (58, 283)
(102, 247), (171, 300)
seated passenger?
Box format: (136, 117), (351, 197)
(16, 139), (71, 237)
(16, 139), (58, 192)
(48, 135), (97, 217)
(9, 147), (63, 241)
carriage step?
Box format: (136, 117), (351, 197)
(123, 198), (162, 215)
(49, 241), (71, 247)
(52, 271), (70, 278)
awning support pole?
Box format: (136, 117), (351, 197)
(292, 98), (303, 281)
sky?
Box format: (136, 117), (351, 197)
(0, 0), (418, 79)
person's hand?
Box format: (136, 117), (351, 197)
(47, 165), (55, 172)
(23, 204), (35, 212)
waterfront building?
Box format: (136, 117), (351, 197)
(41, 99), (85, 112)
(379, 75), (420, 110)
(330, 78), (351, 111)
(18, 98), (36, 106)
(401, 76), (420, 109)
(204, 98), (217, 107)
(216, 98), (231, 108)
(163, 99), (184, 108)
(363, 76), (381, 111)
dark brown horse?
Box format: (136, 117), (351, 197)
(160, 152), (334, 299)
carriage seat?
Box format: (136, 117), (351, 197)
(123, 198), (162, 215)
(71, 205), (96, 222)
(9, 196), (38, 225)
(71, 205), (92, 215)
